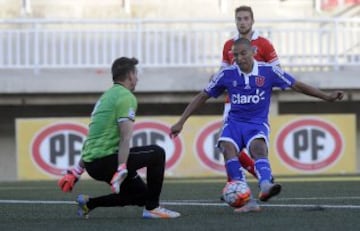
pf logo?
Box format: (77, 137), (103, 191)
(276, 118), (343, 172)
(133, 121), (182, 170)
(195, 120), (225, 173)
(31, 123), (88, 176)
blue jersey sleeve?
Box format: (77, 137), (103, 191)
(271, 66), (296, 90)
(204, 71), (226, 98)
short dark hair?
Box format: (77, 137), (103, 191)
(111, 57), (139, 81)
(235, 6), (254, 20)
(233, 37), (252, 49)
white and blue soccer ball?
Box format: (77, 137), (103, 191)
(222, 181), (251, 208)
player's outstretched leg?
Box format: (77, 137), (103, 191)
(142, 206), (181, 219)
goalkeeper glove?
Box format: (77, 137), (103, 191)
(58, 165), (84, 193)
(110, 163), (128, 194)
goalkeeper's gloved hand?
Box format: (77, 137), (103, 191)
(58, 165), (84, 193)
(110, 163), (128, 194)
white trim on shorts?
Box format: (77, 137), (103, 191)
(217, 137), (240, 153)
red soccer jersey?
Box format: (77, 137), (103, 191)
(221, 31), (280, 103)
(221, 31), (279, 68)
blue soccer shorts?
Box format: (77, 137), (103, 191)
(217, 120), (270, 153)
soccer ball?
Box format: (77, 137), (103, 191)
(222, 181), (251, 208)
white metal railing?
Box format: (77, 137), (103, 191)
(0, 18), (359, 72)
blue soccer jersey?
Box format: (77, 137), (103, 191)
(205, 61), (296, 125)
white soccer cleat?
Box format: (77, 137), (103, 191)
(234, 198), (261, 213)
(142, 206), (181, 219)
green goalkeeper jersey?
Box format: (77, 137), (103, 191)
(81, 83), (137, 162)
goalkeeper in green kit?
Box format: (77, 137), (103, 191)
(58, 57), (180, 219)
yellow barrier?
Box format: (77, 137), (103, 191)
(16, 115), (356, 180)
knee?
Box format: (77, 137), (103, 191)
(249, 139), (268, 160)
(219, 141), (238, 160)
(250, 149), (268, 160)
(149, 145), (165, 163)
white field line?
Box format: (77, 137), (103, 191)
(0, 199), (359, 209)
(276, 196), (360, 200)
(162, 201), (360, 209)
(0, 200), (75, 204)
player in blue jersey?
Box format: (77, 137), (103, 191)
(170, 38), (344, 205)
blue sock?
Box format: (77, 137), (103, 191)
(225, 158), (244, 181)
(254, 158), (272, 184)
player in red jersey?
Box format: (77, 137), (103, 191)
(218, 6), (280, 212)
